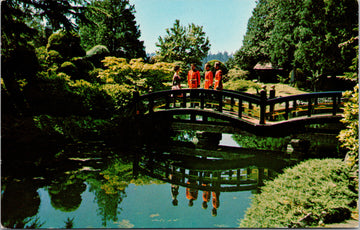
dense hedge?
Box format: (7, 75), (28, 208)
(240, 158), (357, 228)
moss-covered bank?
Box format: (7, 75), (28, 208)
(239, 158), (358, 228)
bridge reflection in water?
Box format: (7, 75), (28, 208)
(132, 144), (287, 212)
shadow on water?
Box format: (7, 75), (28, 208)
(1, 127), (343, 228)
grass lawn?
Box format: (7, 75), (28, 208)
(245, 82), (310, 97)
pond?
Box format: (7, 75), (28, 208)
(1, 130), (340, 228)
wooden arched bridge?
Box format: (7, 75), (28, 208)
(133, 88), (345, 136)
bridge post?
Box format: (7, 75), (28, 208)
(182, 92), (187, 108)
(218, 92), (223, 112)
(238, 99), (243, 118)
(133, 89), (140, 116)
(269, 85), (275, 120)
(200, 91), (205, 109)
(307, 98), (312, 117)
(260, 87), (267, 124)
(332, 95), (337, 115)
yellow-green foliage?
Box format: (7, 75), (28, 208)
(46, 50), (63, 68)
(99, 56), (176, 92)
(227, 67), (250, 80)
(224, 79), (261, 92)
(338, 85), (359, 168)
(240, 158), (357, 228)
(58, 61), (77, 77)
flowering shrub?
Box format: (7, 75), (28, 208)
(99, 57), (176, 93)
(338, 85), (359, 169)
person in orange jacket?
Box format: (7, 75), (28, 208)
(211, 190), (220, 216)
(186, 171), (198, 207)
(202, 183), (211, 209)
(204, 63), (213, 89)
(214, 62), (223, 90)
(188, 63), (201, 89)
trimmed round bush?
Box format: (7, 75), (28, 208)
(47, 30), (85, 59)
(85, 45), (110, 68)
(205, 59), (228, 76)
(58, 61), (78, 77)
(240, 158), (357, 228)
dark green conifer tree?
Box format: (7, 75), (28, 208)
(79, 0), (146, 59)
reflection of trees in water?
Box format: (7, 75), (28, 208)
(172, 130), (197, 142)
(47, 177), (86, 212)
(232, 133), (290, 151)
(1, 180), (43, 228)
(88, 182), (126, 227)
(87, 158), (163, 227)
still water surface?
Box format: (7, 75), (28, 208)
(2, 132), (296, 228)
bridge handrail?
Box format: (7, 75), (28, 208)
(267, 91), (344, 104)
(139, 88), (262, 104)
(135, 89), (345, 125)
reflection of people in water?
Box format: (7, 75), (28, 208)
(202, 183), (211, 209)
(171, 184), (179, 206)
(186, 171), (198, 207)
(211, 191), (220, 216)
(169, 166), (179, 206)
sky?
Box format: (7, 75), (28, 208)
(129, 0), (257, 54)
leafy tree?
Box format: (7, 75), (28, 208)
(233, 0), (358, 89)
(233, 0), (276, 70)
(79, 0), (146, 59)
(1, 0), (90, 114)
(155, 19), (210, 67)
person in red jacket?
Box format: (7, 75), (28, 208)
(204, 63), (213, 89)
(188, 63), (201, 89)
(202, 183), (211, 209)
(186, 171), (198, 207)
(211, 190), (220, 216)
(214, 62), (223, 90)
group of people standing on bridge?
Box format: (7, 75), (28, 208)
(172, 62), (223, 91)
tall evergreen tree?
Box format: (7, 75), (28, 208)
(233, 0), (276, 70)
(79, 0), (146, 59)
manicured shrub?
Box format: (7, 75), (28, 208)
(46, 30), (85, 59)
(205, 60), (228, 80)
(239, 158), (357, 228)
(227, 67), (250, 80)
(86, 45), (110, 68)
(46, 50), (63, 68)
(58, 61), (77, 77)
(224, 79), (261, 92)
(69, 57), (95, 80)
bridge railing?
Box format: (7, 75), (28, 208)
(266, 91), (344, 122)
(137, 88), (264, 122)
(135, 89), (345, 125)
